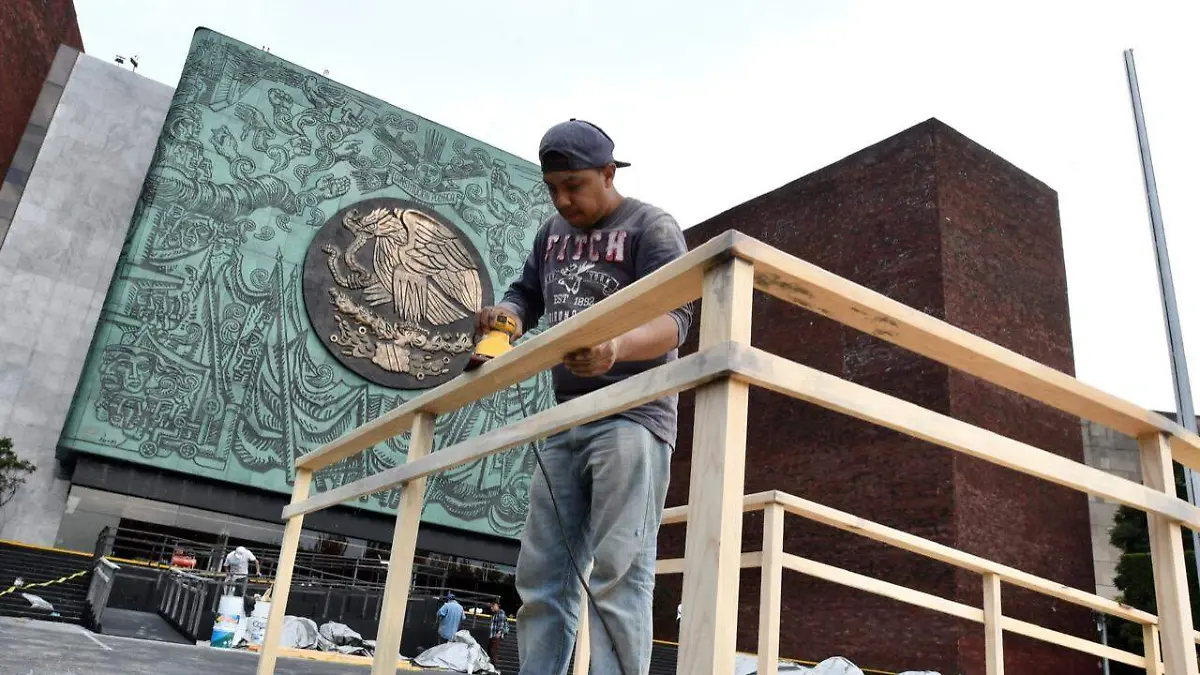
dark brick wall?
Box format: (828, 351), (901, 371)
(0, 0), (83, 178)
(934, 124), (1095, 674)
(655, 119), (1095, 674)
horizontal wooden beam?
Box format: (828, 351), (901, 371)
(1000, 615), (1146, 668)
(782, 552), (983, 623)
(657, 551), (763, 575)
(770, 491), (1158, 626)
(660, 490), (778, 526)
(295, 230), (740, 472)
(284, 343), (740, 518)
(737, 347), (1200, 531)
(780, 553), (1145, 669)
(730, 236), (1200, 470)
(663, 486), (1154, 625)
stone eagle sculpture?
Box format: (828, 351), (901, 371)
(341, 207), (483, 327)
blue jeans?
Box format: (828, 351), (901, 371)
(515, 417), (672, 675)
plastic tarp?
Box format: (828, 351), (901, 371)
(277, 616), (322, 650)
(230, 616), (376, 656)
(21, 593), (53, 611)
(808, 658), (862, 675)
(733, 653), (811, 675)
(414, 630), (498, 674)
(732, 655), (940, 675)
(319, 621), (372, 656)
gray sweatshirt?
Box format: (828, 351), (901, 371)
(498, 197), (693, 446)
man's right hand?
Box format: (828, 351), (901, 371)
(477, 306), (523, 340)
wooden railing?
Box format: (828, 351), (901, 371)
(254, 230), (1200, 675)
(650, 491), (1169, 674)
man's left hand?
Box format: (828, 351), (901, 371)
(563, 339), (620, 377)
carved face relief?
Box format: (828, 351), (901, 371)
(302, 198), (493, 389)
(100, 347), (156, 396)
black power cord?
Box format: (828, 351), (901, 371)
(512, 379), (630, 675)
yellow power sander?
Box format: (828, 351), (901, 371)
(465, 314), (519, 371)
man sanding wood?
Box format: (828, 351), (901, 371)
(476, 119), (693, 675)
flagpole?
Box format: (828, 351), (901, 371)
(1124, 48), (1200, 573)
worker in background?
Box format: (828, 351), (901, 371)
(478, 119), (693, 675)
(488, 598), (509, 665)
(221, 545), (261, 596)
(437, 592), (465, 643)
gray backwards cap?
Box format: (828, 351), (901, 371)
(539, 119), (631, 173)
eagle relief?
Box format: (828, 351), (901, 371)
(303, 198), (493, 389)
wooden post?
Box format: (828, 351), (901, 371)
(757, 503), (784, 675)
(1139, 432), (1199, 675)
(371, 412), (436, 675)
(1143, 623), (1165, 675)
(574, 589), (590, 675)
(982, 573), (1003, 675)
(678, 257), (754, 675)
(255, 468), (313, 675)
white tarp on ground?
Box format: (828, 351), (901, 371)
(734, 652), (812, 674)
(20, 593), (53, 612)
(318, 621), (372, 656)
(231, 616), (321, 650)
(807, 658), (863, 675)
(414, 630), (497, 674)
(231, 617), (375, 656)
(733, 654), (941, 675)
(279, 616), (321, 649)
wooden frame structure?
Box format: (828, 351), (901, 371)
(255, 231), (1200, 675)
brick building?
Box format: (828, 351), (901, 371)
(0, 0), (83, 245)
(656, 118), (1096, 674)
(0, 0), (83, 180)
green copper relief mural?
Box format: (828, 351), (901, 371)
(59, 29), (556, 539)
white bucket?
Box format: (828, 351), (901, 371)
(211, 595), (244, 649)
(248, 600), (271, 646)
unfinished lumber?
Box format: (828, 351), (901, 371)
(677, 257), (754, 675)
(255, 469), (312, 675)
(769, 491), (1157, 625)
(780, 553), (1145, 668)
(285, 344), (738, 519)
(371, 413), (435, 675)
(1139, 433), (1200, 675)
(983, 573), (1004, 675)
(730, 236), (1200, 471)
(757, 504), (785, 675)
(737, 348), (1200, 531)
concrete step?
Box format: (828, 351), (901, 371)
(0, 542), (93, 626)
(0, 594), (85, 612)
(2, 566), (92, 581)
(0, 606), (81, 622)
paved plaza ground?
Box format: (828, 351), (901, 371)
(0, 616), (444, 675)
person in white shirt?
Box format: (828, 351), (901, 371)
(222, 545), (261, 595)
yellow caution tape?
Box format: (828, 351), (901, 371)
(0, 569), (89, 598)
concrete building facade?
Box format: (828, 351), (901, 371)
(0, 47), (174, 544)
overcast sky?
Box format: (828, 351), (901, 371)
(74, 0), (1200, 415)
